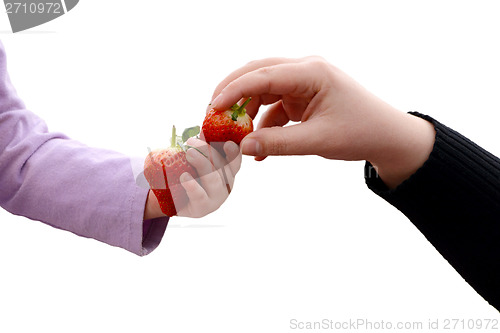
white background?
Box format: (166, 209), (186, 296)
(1, 1), (500, 332)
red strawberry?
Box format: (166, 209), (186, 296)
(144, 126), (199, 217)
(202, 98), (253, 145)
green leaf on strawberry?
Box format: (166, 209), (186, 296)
(182, 125), (200, 142)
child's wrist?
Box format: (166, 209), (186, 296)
(143, 190), (166, 220)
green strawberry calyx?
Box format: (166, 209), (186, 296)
(171, 125), (179, 148)
(230, 97), (252, 121)
(170, 125), (207, 158)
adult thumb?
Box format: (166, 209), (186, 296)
(240, 122), (318, 157)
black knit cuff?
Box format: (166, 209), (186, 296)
(365, 111), (500, 310)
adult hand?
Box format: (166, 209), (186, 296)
(208, 57), (435, 188)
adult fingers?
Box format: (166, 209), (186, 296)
(210, 62), (318, 113)
(257, 101), (290, 130)
(240, 120), (321, 157)
(226, 94), (282, 121)
(250, 101), (289, 162)
(208, 57), (297, 109)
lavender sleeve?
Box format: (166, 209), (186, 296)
(0, 41), (168, 256)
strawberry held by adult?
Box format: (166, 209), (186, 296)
(202, 98), (253, 145)
(144, 126), (199, 217)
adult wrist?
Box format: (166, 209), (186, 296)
(369, 112), (436, 189)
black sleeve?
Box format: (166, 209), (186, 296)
(365, 112), (500, 310)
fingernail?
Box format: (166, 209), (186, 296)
(186, 148), (198, 162)
(211, 94), (223, 108)
(185, 137), (196, 145)
(180, 172), (193, 183)
(241, 138), (262, 156)
(225, 141), (240, 155)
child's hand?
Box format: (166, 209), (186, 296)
(177, 138), (241, 218)
(143, 139), (241, 220)
(143, 129), (241, 220)
(208, 56), (435, 188)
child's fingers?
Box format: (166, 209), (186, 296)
(185, 139), (240, 198)
(223, 141), (242, 178)
(185, 148), (225, 199)
(179, 172), (208, 212)
(186, 137), (226, 171)
(185, 137), (212, 158)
